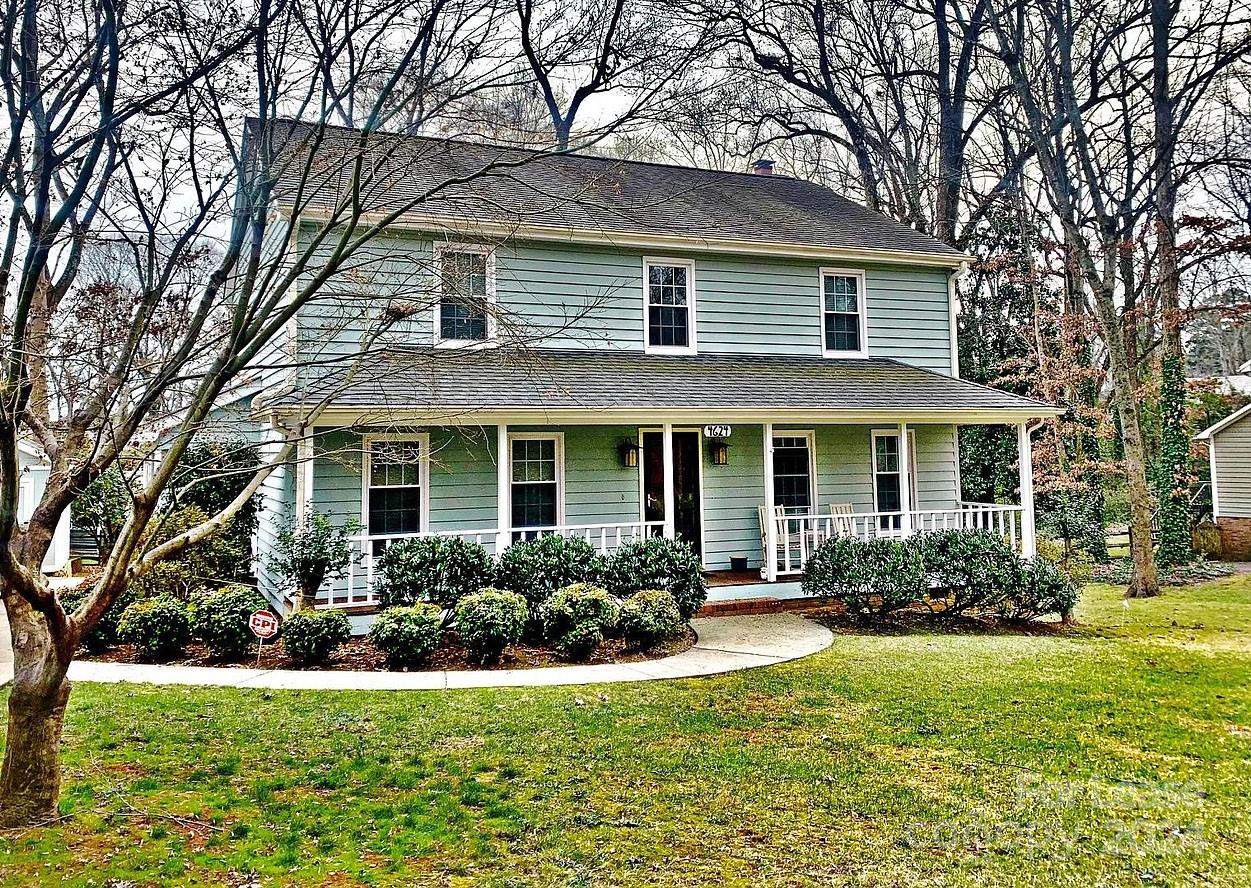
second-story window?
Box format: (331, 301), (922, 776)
(436, 244), (494, 345)
(821, 268), (867, 357)
(644, 258), (696, 353)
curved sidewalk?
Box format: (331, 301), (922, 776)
(63, 613), (832, 691)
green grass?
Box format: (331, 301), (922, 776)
(3, 578), (1251, 887)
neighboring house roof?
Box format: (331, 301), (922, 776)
(249, 119), (967, 265)
(262, 349), (1059, 420)
(1196, 403), (1251, 440)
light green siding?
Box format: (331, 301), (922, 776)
(701, 425), (766, 570)
(293, 227), (956, 374)
(561, 425), (641, 524)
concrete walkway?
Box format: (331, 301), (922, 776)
(64, 613), (832, 691)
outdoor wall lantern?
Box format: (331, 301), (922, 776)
(618, 440), (640, 468)
(710, 439), (730, 466)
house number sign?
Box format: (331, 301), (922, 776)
(703, 425), (732, 439)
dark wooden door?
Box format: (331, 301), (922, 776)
(642, 431), (702, 556)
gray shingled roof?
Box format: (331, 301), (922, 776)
(250, 119), (965, 260)
(265, 349), (1057, 415)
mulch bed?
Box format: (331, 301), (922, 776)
(802, 602), (1068, 637)
(78, 626), (697, 672)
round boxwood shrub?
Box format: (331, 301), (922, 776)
(916, 529), (1023, 616)
(374, 536), (494, 609)
(281, 609), (351, 665)
(605, 538), (707, 620)
(454, 588), (528, 664)
(542, 582), (621, 643)
(998, 557), (1079, 621)
(117, 596), (191, 660)
(189, 584), (267, 659)
(368, 604), (444, 668)
(801, 535), (925, 617)
(617, 588), (683, 650)
(495, 534), (605, 608)
(553, 622), (604, 661)
(59, 585), (136, 653)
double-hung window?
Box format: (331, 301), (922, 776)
(436, 244), (494, 345)
(821, 269), (867, 357)
(772, 434), (815, 514)
(870, 431), (917, 531)
(510, 434), (563, 539)
(644, 258), (696, 353)
(365, 437), (427, 542)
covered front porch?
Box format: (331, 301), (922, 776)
(256, 347), (1059, 610)
(279, 418), (1036, 609)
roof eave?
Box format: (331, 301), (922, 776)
(261, 403), (1063, 426)
(1195, 402), (1251, 440)
(281, 206), (974, 269)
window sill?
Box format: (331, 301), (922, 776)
(644, 345), (698, 356)
(821, 349), (869, 359)
(434, 338), (499, 350)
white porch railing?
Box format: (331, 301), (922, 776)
(319, 520), (664, 608)
(768, 504), (1025, 577)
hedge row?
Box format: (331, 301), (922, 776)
(801, 529), (1077, 621)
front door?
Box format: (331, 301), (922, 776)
(642, 431), (703, 556)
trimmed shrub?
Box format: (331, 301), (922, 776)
(281, 609), (351, 665)
(800, 535), (924, 617)
(553, 622), (603, 661)
(189, 584), (267, 659)
(374, 536), (494, 609)
(605, 538), (707, 620)
(454, 588), (528, 664)
(999, 558), (1079, 621)
(59, 585), (136, 653)
(542, 582), (621, 643)
(618, 588), (683, 650)
(916, 529), (1023, 616)
(369, 604), (444, 668)
(495, 534), (605, 608)
(117, 596), (191, 660)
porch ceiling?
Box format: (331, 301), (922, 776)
(260, 348), (1061, 424)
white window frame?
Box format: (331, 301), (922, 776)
(432, 242), (498, 348)
(508, 431), (566, 530)
(771, 430), (818, 514)
(820, 267), (869, 359)
(642, 257), (698, 355)
(870, 428), (918, 515)
(361, 433), (431, 536)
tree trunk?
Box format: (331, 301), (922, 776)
(0, 599), (72, 828)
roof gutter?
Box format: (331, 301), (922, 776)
(258, 403), (1065, 427)
(282, 207), (974, 269)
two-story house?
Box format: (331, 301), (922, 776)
(238, 121), (1061, 617)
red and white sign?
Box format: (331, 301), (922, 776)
(249, 609), (279, 639)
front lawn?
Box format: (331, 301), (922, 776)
(3, 577), (1251, 886)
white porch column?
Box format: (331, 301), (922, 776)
(1017, 421), (1037, 558)
(763, 422), (777, 581)
(496, 423), (510, 553)
(897, 421), (913, 536)
(295, 432), (313, 528)
(662, 422), (676, 539)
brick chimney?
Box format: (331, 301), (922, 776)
(751, 158), (774, 176)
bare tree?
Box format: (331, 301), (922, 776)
(0, 0), (675, 827)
